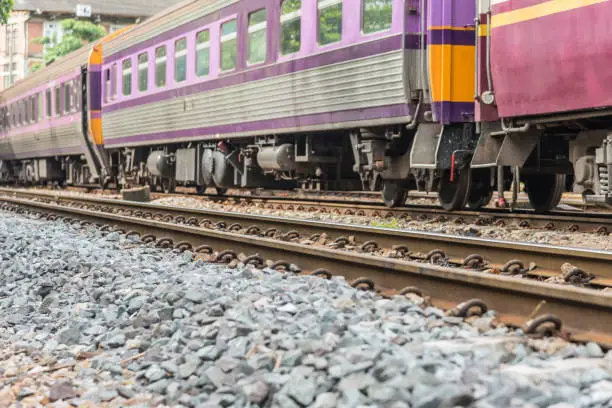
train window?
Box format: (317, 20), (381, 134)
(111, 64), (118, 99)
(105, 68), (111, 102)
(318, 0), (342, 46)
(55, 87), (61, 117)
(17, 101), (22, 125)
(31, 95), (37, 123)
(74, 79), (81, 111)
(155, 46), (167, 87)
(248, 9), (267, 65)
(24, 99), (30, 124)
(138, 53), (148, 92)
(280, 0), (301, 55)
(46, 89), (52, 118)
(175, 38), (187, 83)
(64, 83), (72, 113)
(220, 19), (237, 71)
(39, 92), (44, 121)
(362, 0), (392, 34)
(196, 30), (210, 77)
(122, 59), (132, 96)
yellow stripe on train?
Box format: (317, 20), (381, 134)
(90, 117), (103, 145)
(492, 0), (608, 28)
(429, 44), (475, 103)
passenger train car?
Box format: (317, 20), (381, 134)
(0, 0), (611, 213)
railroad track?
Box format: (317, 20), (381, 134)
(188, 194), (612, 234)
(14, 187), (612, 235)
(13, 186), (612, 233)
(0, 188), (611, 346)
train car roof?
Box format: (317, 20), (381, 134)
(103, 0), (219, 57)
(0, 45), (93, 102)
(0, 25), (136, 102)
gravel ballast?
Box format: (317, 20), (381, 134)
(0, 211), (611, 407)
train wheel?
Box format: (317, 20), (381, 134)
(466, 170), (493, 210)
(381, 181), (407, 207)
(196, 185), (206, 195)
(524, 173), (565, 213)
(215, 187), (227, 196)
(438, 168), (471, 211)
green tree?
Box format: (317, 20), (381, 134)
(0, 0), (13, 25)
(31, 19), (106, 72)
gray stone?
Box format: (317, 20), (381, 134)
(367, 384), (397, 402)
(197, 345), (221, 360)
(184, 289), (206, 303)
(311, 392), (339, 408)
(144, 364), (167, 382)
(179, 358), (200, 378)
(148, 379), (170, 394)
(284, 375), (317, 406)
(56, 327), (81, 346)
(99, 389), (118, 402)
(586, 342), (605, 358)
(116, 385), (135, 399)
(242, 380), (270, 404)
(105, 332), (126, 348)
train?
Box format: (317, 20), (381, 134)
(0, 0), (611, 214)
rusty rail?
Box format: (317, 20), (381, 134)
(0, 189), (610, 280)
(1, 196), (612, 347)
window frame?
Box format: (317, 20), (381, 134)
(220, 18), (238, 72)
(174, 37), (188, 83)
(104, 68), (111, 103)
(54, 86), (61, 117)
(45, 89), (52, 118)
(111, 63), (118, 99)
(64, 82), (73, 114)
(122, 58), (133, 97)
(17, 102), (21, 126)
(317, 0), (343, 47)
(280, 0), (302, 56)
(247, 9), (268, 66)
(137, 52), (149, 92)
(195, 29), (211, 78)
(155, 45), (168, 88)
(24, 98), (30, 124)
(30, 94), (37, 123)
(361, 0), (393, 35)
(39, 92), (44, 121)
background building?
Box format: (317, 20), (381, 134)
(0, 0), (183, 90)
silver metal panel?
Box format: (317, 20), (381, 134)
(175, 148), (197, 182)
(410, 123), (443, 168)
(0, 123), (84, 160)
(103, 51), (407, 144)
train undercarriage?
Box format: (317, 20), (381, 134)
(1, 122), (611, 213)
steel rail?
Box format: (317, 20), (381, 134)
(2, 196), (612, 347)
(0, 189), (610, 281)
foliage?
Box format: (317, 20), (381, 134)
(318, 2), (342, 46)
(31, 19), (106, 73)
(0, 0), (13, 25)
(280, 0), (301, 55)
(363, 0), (393, 34)
(370, 218), (400, 229)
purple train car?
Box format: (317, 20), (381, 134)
(0, 0), (491, 210)
(95, 0), (480, 208)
